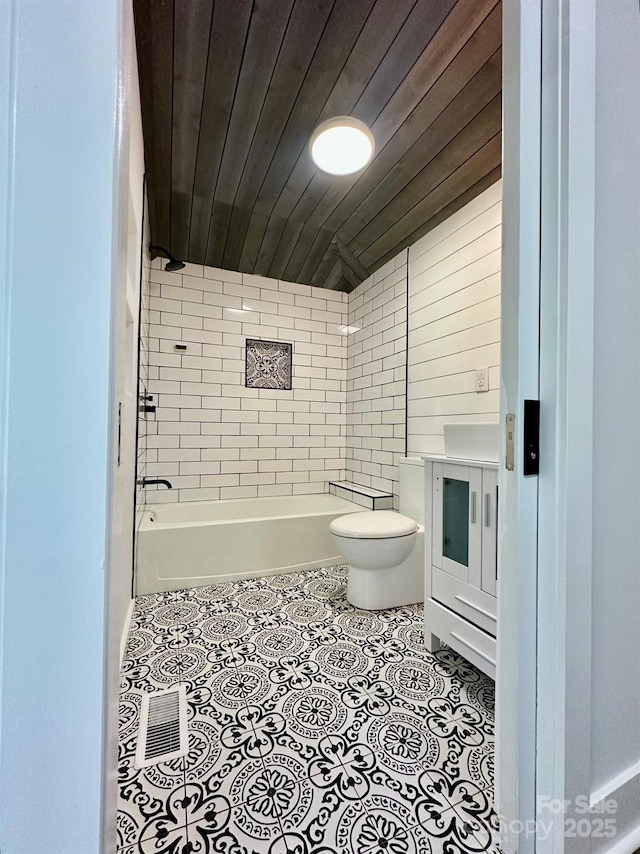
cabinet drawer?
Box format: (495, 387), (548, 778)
(426, 598), (496, 680)
(432, 567), (497, 637)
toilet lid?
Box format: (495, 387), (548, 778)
(330, 511), (417, 539)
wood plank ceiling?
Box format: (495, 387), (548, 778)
(134, 0), (502, 291)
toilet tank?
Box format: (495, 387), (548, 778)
(398, 457), (425, 524)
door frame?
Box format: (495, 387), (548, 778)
(535, 0), (596, 847)
(503, 3), (640, 852)
(498, 1), (543, 851)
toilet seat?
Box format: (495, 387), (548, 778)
(330, 510), (417, 539)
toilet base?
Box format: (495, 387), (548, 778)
(345, 530), (424, 611)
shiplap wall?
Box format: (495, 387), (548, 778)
(142, 262), (348, 503)
(345, 252), (407, 505)
(407, 181), (501, 456)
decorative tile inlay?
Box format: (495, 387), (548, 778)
(119, 565), (496, 852)
(245, 337), (292, 390)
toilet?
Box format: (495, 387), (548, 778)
(329, 458), (425, 610)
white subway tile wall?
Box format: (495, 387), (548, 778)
(141, 261), (349, 503)
(407, 181), (501, 456)
(345, 251), (408, 507)
(136, 250), (152, 522)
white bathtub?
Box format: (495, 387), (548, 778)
(135, 494), (361, 595)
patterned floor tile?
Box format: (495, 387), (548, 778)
(343, 791), (444, 854)
(311, 639), (370, 681)
(281, 597), (336, 627)
(358, 708), (442, 777)
(180, 705), (245, 793)
(116, 761), (187, 848)
(280, 685), (353, 745)
(120, 639), (189, 693)
(119, 564), (495, 853)
(425, 769), (495, 812)
(275, 782), (368, 850)
(412, 772), (496, 852)
(382, 655), (449, 705)
(347, 766), (492, 853)
(182, 783), (287, 852)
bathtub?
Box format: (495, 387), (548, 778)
(135, 494), (361, 595)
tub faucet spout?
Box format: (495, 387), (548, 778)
(140, 478), (173, 489)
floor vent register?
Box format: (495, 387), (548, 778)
(135, 685), (188, 768)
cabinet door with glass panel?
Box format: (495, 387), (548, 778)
(432, 462), (483, 587)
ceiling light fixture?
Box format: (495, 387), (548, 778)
(309, 117), (375, 176)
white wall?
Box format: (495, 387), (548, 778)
(538, 0), (640, 847)
(0, 0), (10, 803)
(110, 3), (144, 670)
(589, 0), (640, 824)
(407, 181), (501, 456)
(0, 1), (123, 852)
(345, 253), (407, 503)
(143, 265), (348, 502)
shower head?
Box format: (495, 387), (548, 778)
(149, 244), (186, 272)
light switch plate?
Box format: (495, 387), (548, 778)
(475, 367), (489, 392)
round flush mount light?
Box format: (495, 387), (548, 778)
(309, 116), (375, 176)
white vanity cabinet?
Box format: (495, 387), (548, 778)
(424, 456), (498, 679)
